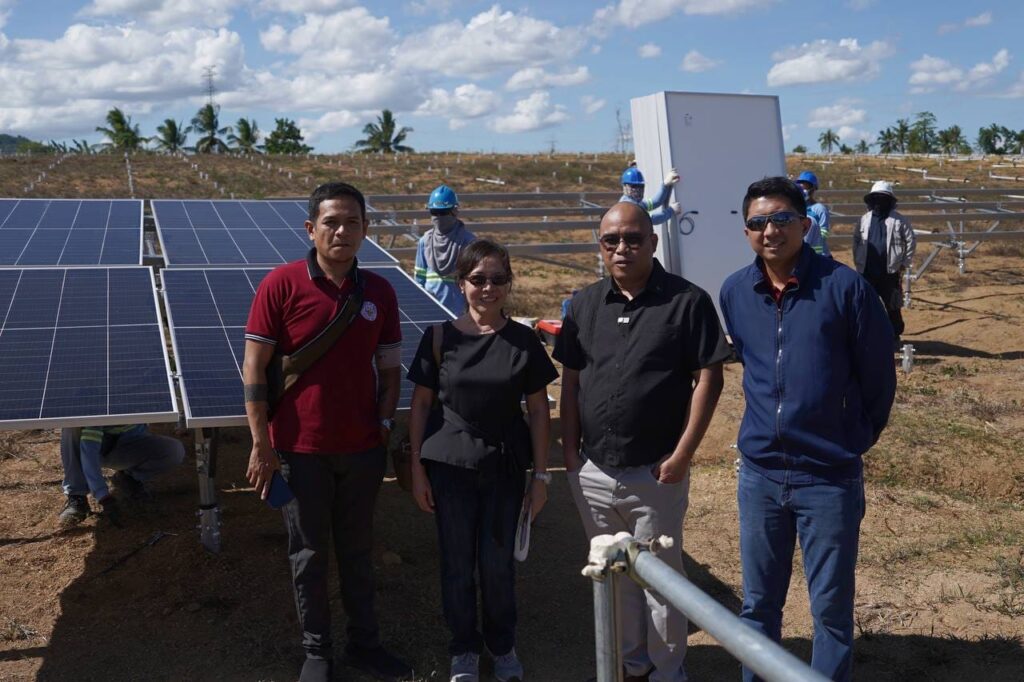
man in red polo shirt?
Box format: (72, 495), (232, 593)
(243, 182), (411, 682)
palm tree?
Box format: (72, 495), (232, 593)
(354, 109), (414, 154)
(855, 140), (871, 154)
(191, 103), (232, 154)
(96, 107), (145, 151)
(877, 128), (899, 154)
(153, 119), (191, 153)
(937, 125), (968, 156)
(894, 118), (911, 153)
(228, 118), (261, 154)
(818, 129), (840, 154)
(71, 139), (93, 155)
(1008, 129), (1024, 155)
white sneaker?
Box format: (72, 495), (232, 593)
(493, 647), (524, 682)
(450, 652), (479, 682)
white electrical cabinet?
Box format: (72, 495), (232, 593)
(630, 91), (786, 315)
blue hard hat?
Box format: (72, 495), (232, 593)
(796, 171), (819, 189)
(621, 166), (645, 186)
(427, 184), (458, 210)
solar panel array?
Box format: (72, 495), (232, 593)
(0, 267), (178, 428)
(153, 200), (396, 266)
(0, 199), (143, 266)
(162, 266), (454, 427)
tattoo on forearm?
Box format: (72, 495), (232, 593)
(244, 384), (268, 403)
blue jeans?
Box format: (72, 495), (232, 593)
(427, 460), (524, 657)
(737, 464), (865, 682)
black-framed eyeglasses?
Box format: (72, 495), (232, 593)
(744, 211), (802, 232)
(466, 273), (511, 287)
(599, 232), (647, 250)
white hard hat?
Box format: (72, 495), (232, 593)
(864, 180), (896, 203)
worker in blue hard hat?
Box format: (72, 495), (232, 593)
(619, 161), (681, 225)
(796, 170), (831, 257)
(415, 185), (476, 312)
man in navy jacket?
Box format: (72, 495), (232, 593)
(719, 177), (896, 682)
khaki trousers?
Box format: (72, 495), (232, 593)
(569, 458), (690, 682)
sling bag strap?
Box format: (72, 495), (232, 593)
(267, 269), (366, 412)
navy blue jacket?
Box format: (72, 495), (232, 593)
(719, 244), (896, 483)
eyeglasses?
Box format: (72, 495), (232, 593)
(465, 273), (511, 287)
(599, 232), (647, 250)
(744, 211), (802, 232)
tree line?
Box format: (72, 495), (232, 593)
(11, 107), (415, 156)
(799, 112), (1024, 156)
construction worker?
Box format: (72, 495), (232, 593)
(415, 185), (476, 313)
(796, 171), (831, 257)
(619, 162), (681, 225)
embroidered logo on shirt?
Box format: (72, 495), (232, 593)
(361, 301), (378, 322)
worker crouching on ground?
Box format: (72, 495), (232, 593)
(415, 184), (476, 313)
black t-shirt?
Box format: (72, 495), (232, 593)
(553, 260), (732, 467)
(408, 319), (558, 469)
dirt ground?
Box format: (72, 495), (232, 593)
(1, 154), (1023, 680)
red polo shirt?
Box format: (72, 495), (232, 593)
(245, 250), (401, 454)
(759, 261), (799, 307)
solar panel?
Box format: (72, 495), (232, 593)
(153, 200), (397, 267)
(0, 267), (178, 428)
(162, 265), (454, 427)
(0, 199), (143, 266)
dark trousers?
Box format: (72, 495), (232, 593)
(279, 446), (387, 660)
(864, 272), (903, 340)
(426, 460), (524, 657)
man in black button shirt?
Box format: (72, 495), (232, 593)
(555, 202), (731, 682)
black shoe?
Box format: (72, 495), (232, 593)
(112, 471), (152, 501)
(97, 495), (123, 528)
(58, 495), (90, 527)
(299, 657), (333, 682)
(343, 644), (413, 681)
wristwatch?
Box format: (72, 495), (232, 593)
(532, 470), (552, 484)
(379, 418), (395, 431)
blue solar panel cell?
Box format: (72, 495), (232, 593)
(0, 199), (142, 266)
(0, 267), (177, 427)
(162, 265), (452, 426)
(154, 200), (396, 267)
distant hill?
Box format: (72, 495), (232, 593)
(0, 133), (42, 154)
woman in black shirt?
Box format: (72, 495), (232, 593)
(407, 239), (557, 682)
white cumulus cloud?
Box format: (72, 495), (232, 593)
(909, 49), (1010, 93)
(593, 0), (771, 30)
(259, 8), (396, 72)
(257, 0), (354, 13)
(296, 111), (361, 144)
(79, 0), (241, 29)
(490, 91), (569, 134)
(396, 6), (585, 79)
(680, 50), (720, 73)
(836, 126), (872, 143)
(638, 43), (661, 58)
(581, 95), (606, 115)
(416, 84), (501, 129)
(767, 38), (894, 86)
(505, 66), (590, 91)
(807, 99), (866, 128)
(939, 10), (993, 34)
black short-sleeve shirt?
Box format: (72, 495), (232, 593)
(408, 319), (558, 468)
(553, 260), (731, 467)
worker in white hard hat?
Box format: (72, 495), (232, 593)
(853, 181), (916, 349)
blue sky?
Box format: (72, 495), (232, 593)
(0, 0), (1021, 153)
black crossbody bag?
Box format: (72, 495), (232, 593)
(265, 274), (365, 419)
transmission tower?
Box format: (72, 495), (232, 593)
(202, 66), (217, 105)
(615, 108), (633, 155)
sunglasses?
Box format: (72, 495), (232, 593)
(465, 273), (511, 287)
(744, 211), (802, 232)
(599, 232), (647, 250)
